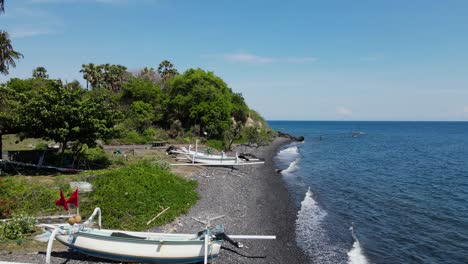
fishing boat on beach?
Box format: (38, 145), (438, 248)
(167, 144), (264, 166)
(42, 208), (275, 264)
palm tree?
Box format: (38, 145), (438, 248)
(0, 30), (23, 75)
(32, 66), (49, 79)
(157, 60), (178, 91)
(138, 67), (158, 83)
(80, 63), (102, 89)
(0, 0), (4, 14)
(157, 60), (179, 82)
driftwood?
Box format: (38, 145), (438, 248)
(146, 207), (170, 226)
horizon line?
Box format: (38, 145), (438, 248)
(267, 120), (468, 122)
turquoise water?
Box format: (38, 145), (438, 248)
(270, 121), (468, 264)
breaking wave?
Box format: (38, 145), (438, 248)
(277, 146), (299, 161)
(348, 227), (369, 264)
(296, 188), (346, 263)
(282, 158), (300, 174)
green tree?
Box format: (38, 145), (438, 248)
(223, 121), (243, 151)
(0, 85), (19, 159)
(32, 66), (48, 79)
(231, 93), (249, 123)
(0, 78), (46, 159)
(128, 101), (154, 132)
(122, 76), (166, 124)
(17, 81), (120, 164)
(138, 67), (159, 83)
(244, 126), (271, 148)
(0, 31), (23, 75)
(157, 60), (178, 89)
(122, 76), (163, 103)
(80, 63), (101, 89)
(80, 63), (128, 92)
(101, 64), (128, 93)
(169, 68), (233, 137)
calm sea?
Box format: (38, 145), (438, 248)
(269, 121), (468, 264)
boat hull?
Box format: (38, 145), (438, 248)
(187, 155), (238, 165)
(54, 230), (222, 263)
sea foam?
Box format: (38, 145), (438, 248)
(348, 227), (369, 264)
(277, 146), (299, 161)
(296, 188), (344, 263)
(282, 158), (300, 174)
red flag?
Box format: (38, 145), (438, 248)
(55, 190), (69, 211)
(67, 187), (79, 207)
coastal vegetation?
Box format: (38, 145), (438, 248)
(1, 60), (270, 163)
(0, 27), (272, 241)
(0, 160), (198, 240)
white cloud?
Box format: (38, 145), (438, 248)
(224, 53), (275, 63)
(207, 52), (318, 64)
(336, 106), (353, 116)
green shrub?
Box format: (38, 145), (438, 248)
(34, 142), (49, 151)
(205, 139), (223, 151)
(142, 128), (156, 141)
(85, 148), (111, 169)
(120, 130), (146, 144)
(0, 177), (61, 217)
(143, 128), (156, 138)
(82, 160), (199, 230)
(0, 213), (36, 241)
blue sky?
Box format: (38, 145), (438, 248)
(1, 0), (468, 121)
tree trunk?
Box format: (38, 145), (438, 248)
(0, 133), (3, 160)
(60, 140), (67, 166)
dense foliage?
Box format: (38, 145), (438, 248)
(1, 60), (270, 160)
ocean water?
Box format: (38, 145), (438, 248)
(270, 121), (468, 264)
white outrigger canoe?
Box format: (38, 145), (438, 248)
(167, 144), (265, 166)
(42, 208), (275, 264)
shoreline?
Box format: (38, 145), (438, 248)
(0, 137), (309, 263)
(151, 137), (309, 263)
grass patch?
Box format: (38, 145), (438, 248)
(1, 134), (52, 151)
(0, 160), (199, 231)
(0, 177), (64, 218)
(81, 160), (198, 230)
(205, 139), (223, 151)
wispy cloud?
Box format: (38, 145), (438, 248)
(336, 106), (353, 116)
(10, 28), (56, 38)
(31, 0), (156, 4)
(224, 53), (275, 63)
(206, 52), (318, 64)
